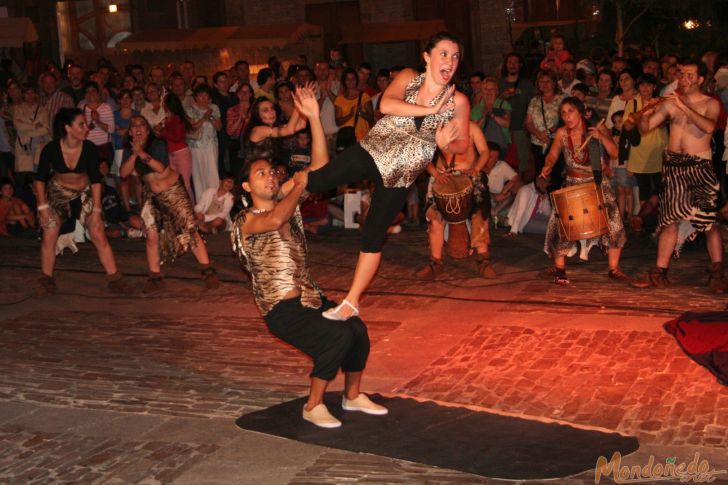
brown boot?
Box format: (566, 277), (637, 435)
(476, 253), (497, 279)
(201, 266), (220, 289)
(707, 262), (728, 293)
(632, 266), (670, 289)
(107, 271), (134, 294)
(143, 272), (164, 294)
(609, 268), (646, 287)
(34, 274), (56, 298)
(415, 257), (443, 280)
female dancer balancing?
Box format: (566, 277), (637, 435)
(539, 97), (641, 286)
(307, 31), (470, 320)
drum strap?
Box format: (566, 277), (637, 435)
(587, 138), (603, 186)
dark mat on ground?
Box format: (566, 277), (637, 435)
(236, 393), (639, 479)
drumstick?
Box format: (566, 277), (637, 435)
(578, 119), (605, 152)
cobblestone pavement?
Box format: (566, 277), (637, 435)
(0, 226), (726, 484)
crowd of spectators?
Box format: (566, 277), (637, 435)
(0, 34), (726, 256)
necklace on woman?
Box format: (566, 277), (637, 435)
(566, 126), (590, 165)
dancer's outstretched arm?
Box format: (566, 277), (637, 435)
(278, 86), (326, 198)
(379, 69), (454, 118)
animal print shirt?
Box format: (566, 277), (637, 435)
(231, 205), (323, 316)
(359, 73), (455, 188)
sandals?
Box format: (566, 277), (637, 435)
(322, 299), (359, 321)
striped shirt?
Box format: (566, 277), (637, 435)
(40, 90), (74, 126)
(78, 101), (115, 146)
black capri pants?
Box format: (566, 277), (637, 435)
(264, 296), (370, 381)
(307, 144), (408, 253)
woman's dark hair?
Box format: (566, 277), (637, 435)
(424, 31), (462, 55)
(20, 82), (37, 94)
(597, 69), (617, 92)
(192, 83), (213, 99)
(53, 107), (84, 140)
(124, 115), (155, 151)
(235, 82), (254, 104)
(340, 67), (358, 87)
(560, 96), (587, 118)
(83, 80), (100, 93)
(242, 97), (279, 142)
(615, 69), (638, 95)
(636, 73), (658, 87)
(117, 88), (132, 100)
(274, 80), (294, 101)
(163, 92), (193, 132)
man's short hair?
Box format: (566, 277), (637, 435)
(487, 141), (501, 154)
(679, 58), (708, 78)
(257, 68), (273, 86)
(212, 71), (227, 85)
(571, 83), (590, 96)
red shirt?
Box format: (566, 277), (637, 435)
(160, 114), (188, 153)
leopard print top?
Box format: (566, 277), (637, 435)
(231, 206), (323, 316)
(360, 73), (455, 188)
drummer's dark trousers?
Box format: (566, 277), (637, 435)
(307, 144), (407, 253)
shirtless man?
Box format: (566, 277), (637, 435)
(415, 121), (495, 279)
(636, 59), (726, 292)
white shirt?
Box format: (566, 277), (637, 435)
(560, 79), (579, 96)
(317, 80), (340, 136)
(487, 160), (517, 194)
(194, 187), (234, 229)
(141, 103), (168, 129)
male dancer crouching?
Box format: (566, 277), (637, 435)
(231, 86), (387, 428)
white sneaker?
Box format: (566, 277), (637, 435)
(302, 403), (342, 428)
(342, 393), (388, 415)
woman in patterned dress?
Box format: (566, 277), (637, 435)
(539, 97), (641, 286)
(305, 32), (471, 320)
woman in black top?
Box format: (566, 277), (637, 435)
(120, 115), (219, 293)
(34, 107), (131, 297)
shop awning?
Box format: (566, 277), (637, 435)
(118, 24), (322, 52)
(0, 17), (39, 48)
(225, 23), (322, 48)
(118, 26), (239, 51)
(339, 20), (446, 44)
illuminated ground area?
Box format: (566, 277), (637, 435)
(0, 228), (726, 484)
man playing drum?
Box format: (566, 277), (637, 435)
(634, 59), (727, 292)
(539, 97), (641, 285)
(415, 121), (496, 279)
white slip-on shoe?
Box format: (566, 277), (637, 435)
(302, 403), (342, 428)
(322, 299), (359, 321)
(342, 393), (388, 415)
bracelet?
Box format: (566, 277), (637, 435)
(92, 207), (102, 214)
(37, 204), (49, 211)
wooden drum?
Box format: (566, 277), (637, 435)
(432, 174), (474, 224)
(550, 183), (608, 242)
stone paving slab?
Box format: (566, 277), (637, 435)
(399, 324), (728, 448)
(0, 423), (219, 483)
(0, 311), (400, 418)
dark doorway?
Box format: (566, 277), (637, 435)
(414, 0), (472, 68)
(305, 1), (362, 66)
